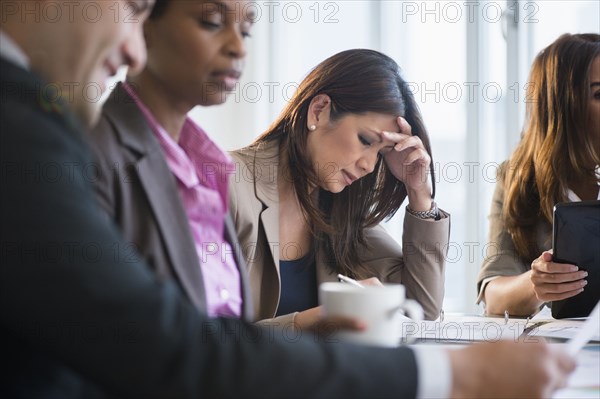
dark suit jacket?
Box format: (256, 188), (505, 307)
(0, 57), (419, 398)
(89, 83), (253, 320)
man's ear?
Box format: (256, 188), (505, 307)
(306, 94), (331, 129)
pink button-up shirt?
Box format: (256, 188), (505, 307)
(123, 83), (242, 318)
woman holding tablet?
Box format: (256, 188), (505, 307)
(477, 33), (600, 316)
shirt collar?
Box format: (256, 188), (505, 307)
(0, 30), (30, 70)
(121, 82), (232, 209)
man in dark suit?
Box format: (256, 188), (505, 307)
(0, 1), (575, 398)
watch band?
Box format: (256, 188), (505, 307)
(406, 200), (440, 220)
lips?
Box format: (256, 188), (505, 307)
(342, 170), (358, 185)
(214, 69), (242, 79)
(212, 69), (242, 90)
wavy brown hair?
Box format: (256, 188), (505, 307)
(503, 33), (600, 262)
(250, 49), (434, 278)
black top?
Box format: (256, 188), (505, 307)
(276, 251), (318, 316)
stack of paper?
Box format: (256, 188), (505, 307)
(527, 303), (600, 344)
(400, 315), (526, 343)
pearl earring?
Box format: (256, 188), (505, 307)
(309, 125), (317, 131)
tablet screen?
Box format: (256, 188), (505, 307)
(551, 200), (600, 319)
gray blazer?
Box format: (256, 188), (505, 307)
(89, 83), (253, 320)
(228, 140), (450, 323)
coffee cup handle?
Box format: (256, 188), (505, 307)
(399, 299), (424, 322)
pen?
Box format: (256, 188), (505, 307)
(337, 274), (365, 288)
(520, 317), (531, 338)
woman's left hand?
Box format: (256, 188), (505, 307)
(382, 117), (432, 207)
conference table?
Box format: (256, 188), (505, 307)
(407, 309), (600, 399)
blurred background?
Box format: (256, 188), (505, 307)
(126, 0), (600, 314)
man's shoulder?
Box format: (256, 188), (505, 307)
(1, 59), (87, 156)
(2, 96), (87, 164)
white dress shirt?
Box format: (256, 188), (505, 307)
(0, 30), (29, 69)
(414, 346), (452, 398)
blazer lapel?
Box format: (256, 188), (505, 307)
(103, 84), (207, 310)
(252, 142), (281, 274)
(135, 156), (208, 310)
(224, 213), (254, 321)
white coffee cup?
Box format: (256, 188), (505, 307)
(319, 282), (423, 347)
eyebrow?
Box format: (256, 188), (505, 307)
(367, 129), (389, 145)
(138, 0), (154, 13)
(205, 1), (257, 21)
(591, 82), (600, 88)
(372, 129), (399, 149)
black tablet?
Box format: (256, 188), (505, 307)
(551, 200), (600, 319)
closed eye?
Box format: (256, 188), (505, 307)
(241, 21), (254, 39)
(201, 20), (222, 30)
(379, 146), (394, 155)
(358, 135), (371, 146)
(128, 0), (151, 15)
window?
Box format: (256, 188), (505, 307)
(193, 0), (599, 313)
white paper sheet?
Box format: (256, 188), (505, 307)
(566, 302), (600, 355)
(402, 315), (526, 343)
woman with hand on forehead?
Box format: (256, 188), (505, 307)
(229, 49), (450, 330)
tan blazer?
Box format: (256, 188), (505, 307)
(228, 140), (450, 323)
(89, 83), (253, 321)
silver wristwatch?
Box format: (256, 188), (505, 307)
(406, 200), (440, 220)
